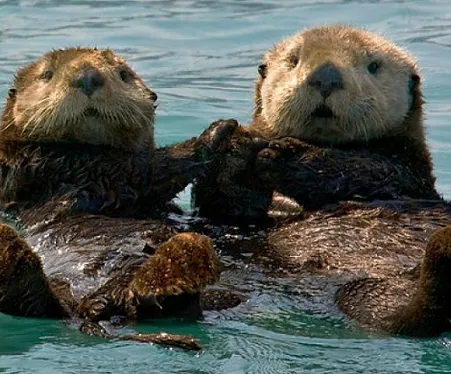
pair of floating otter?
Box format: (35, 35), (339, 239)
(192, 25), (451, 337)
(0, 47), (240, 350)
(2, 25), (451, 345)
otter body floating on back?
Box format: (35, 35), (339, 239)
(0, 47), (239, 350)
(192, 25), (451, 337)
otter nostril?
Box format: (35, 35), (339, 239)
(71, 67), (105, 97)
(149, 91), (158, 101)
(308, 63), (344, 99)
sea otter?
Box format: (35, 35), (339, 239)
(191, 25), (451, 337)
(0, 47), (239, 350)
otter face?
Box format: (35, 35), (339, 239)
(2, 48), (157, 149)
(254, 25), (421, 144)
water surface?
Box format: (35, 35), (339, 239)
(1, 1), (451, 373)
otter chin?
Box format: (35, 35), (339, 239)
(251, 25), (422, 146)
(2, 47), (157, 150)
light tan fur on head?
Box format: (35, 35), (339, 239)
(1, 47), (157, 150)
(251, 25), (424, 145)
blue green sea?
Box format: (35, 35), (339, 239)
(1, 0), (451, 373)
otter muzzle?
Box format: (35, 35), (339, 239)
(71, 67), (105, 97)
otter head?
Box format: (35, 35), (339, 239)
(1, 48), (158, 150)
(252, 25), (423, 145)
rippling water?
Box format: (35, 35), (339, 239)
(1, 1), (451, 373)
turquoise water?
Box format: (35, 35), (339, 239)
(1, 0), (451, 373)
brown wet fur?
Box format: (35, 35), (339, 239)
(192, 25), (451, 337)
(0, 48), (240, 350)
(129, 233), (220, 298)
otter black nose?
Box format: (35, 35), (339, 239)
(308, 63), (343, 99)
(149, 91), (158, 101)
(71, 67), (105, 97)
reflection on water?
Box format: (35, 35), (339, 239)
(1, 0), (451, 373)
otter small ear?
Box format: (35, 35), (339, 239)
(408, 73), (421, 110)
(8, 88), (17, 100)
(409, 73), (421, 92)
(258, 64), (267, 79)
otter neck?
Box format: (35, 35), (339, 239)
(0, 140), (154, 216)
(250, 106), (436, 194)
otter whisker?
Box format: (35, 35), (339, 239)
(1, 118), (16, 132)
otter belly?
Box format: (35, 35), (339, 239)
(264, 203), (451, 277)
(25, 214), (170, 301)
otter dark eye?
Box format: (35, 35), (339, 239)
(258, 64), (267, 79)
(289, 55), (299, 67)
(42, 70), (54, 81)
(8, 88), (16, 99)
(367, 61), (380, 75)
(119, 69), (130, 82)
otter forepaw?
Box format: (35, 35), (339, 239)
(198, 118), (239, 154)
(255, 137), (310, 179)
(77, 279), (138, 321)
(268, 137), (311, 157)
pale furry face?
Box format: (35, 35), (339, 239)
(255, 25), (421, 144)
(2, 48), (157, 149)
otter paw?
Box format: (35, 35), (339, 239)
(129, 233), (220, 301)
(267, 137), (310, 158)
(198, 118), (239, 154)
(77, 278), (138, 321)
(255, 137), (309, 178)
